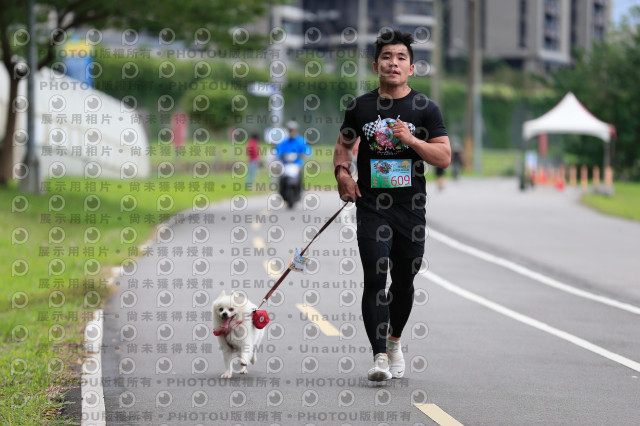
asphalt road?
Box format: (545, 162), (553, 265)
(100, 178), (640, 425)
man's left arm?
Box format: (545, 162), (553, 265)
(393, 120), (451, 168)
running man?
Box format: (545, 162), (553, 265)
(333, 29), (451, 381)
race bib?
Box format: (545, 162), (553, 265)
(370, 159), (412, 188)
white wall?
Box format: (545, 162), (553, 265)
(0, 64), (150, 183)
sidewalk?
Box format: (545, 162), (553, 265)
(424, 177), (640, 304)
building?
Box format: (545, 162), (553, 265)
(571, 0), (610, 49)
(268, 0), (439, 63)
(260, 0), (610, 74)
(445, 0), (612, 73)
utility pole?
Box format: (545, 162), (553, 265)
(431, 0), (443, 106)
(357, 0), (368, 95)
(20, 0), (40, 193)
(464, 0), (482, 173)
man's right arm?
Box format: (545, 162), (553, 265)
(333, 133), (361, 202)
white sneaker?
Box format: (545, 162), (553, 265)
(368, 353), (392, 381)
(389, 355), (405, 378)
(387, 339), (405, 378)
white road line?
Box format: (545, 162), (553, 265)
(429, 229), (640, 315)
(82, 309), (106, 426)
(415, 403), (464, 426)
(422, 271), (640, 373)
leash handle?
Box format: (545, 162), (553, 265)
(258, 202), (348, 307)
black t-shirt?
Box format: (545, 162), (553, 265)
(340, 88), (448, 209)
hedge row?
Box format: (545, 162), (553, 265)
(92, 52), (557, 148)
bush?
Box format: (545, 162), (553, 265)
(92, 51), (557, 151)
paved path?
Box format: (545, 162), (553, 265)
(425, 178), (640, 303)
(98, 177), (640, 425)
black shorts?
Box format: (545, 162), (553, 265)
(356, 202), (426, 259)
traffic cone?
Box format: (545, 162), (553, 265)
(593, 165), (601, 187)
(580, 165), (588, 191)
(569, 165), (577, 187)
(555, 166), (565, 191)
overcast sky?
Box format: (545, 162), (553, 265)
(612, 0), (640, 23)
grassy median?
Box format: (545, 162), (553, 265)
(580, 181), (640, 222)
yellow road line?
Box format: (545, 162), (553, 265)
(262, 260), (282, 279)
(255, 236), (281, 279)
(415, 404), (464, 426)
(295, 304), (341, 337)
(253, 236), (265, 249)
(252, 210), (269, 231)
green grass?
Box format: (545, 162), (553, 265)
(0, 141), (336, 424)
(480, 149), (519, 176)
(580, 181), (640, 222)
(436, 148), (519, 178)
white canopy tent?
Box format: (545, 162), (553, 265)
(522, 92), (616, 176)
(523, 92), (615, 143)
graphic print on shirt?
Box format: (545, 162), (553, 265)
(363, 115), (416, 155)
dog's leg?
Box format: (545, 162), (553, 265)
(250, 347), (257, 365)
(251, 330), (264, 365)
(239, 344), (251, 374)
(250, 335), (259, 365)
(221, 348), (233, 379)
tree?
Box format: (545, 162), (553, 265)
(548, 7), (640, 180)
(179, 79), (248, 137)
(0, 0), (281, 186)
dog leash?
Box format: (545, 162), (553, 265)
(256, 202), (349, 310)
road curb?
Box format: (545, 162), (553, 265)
(81, 309), (106, 426)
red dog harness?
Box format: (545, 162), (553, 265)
(213, 317), (243, 350)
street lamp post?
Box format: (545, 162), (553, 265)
(357, 0), (368, 96)
(464, 0), (483, 174)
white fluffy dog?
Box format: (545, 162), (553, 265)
(212, 291), (264, 378)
